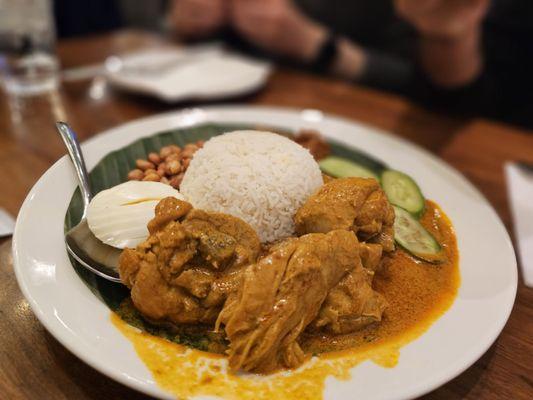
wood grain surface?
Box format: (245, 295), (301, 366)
(0, 30), (531, 400)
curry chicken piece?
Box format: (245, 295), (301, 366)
(119, 197), (260, 326)
(294, 177), (395, 251)
(217, 230), (360, 374)
(310, 242), (387, 334)
(295, 177), (392, 334)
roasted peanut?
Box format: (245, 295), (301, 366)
(156, 163), (166, 177)
(136, 159), (155, 171)
(129, 141), (199, 188)
(294, 130), (331, 161)
(159, 145), (174, 159)
(148, 152), (161, 165)
(127, 169), (144, 181)
(166, 160), (181, 175)
(142, 173), (160, 182)
(169, 173), (184, 188)
(181, 148), (196, 159)
(169, 145), (181, 154)
(184, 143), (198, 151)
(165, 153), (180, 162)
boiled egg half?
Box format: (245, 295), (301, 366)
(87, 181), (185, 249)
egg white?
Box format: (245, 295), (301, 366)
(86, 181), (184, 249)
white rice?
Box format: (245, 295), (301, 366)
(180, 130), (323, 242)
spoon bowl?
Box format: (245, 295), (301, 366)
(56, 121), (122, 283)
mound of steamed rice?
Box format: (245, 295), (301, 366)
(180, 130), (323, 242)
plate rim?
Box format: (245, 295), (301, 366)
(12, 105), (518, 400)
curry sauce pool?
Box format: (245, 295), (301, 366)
(112, 200), (459, 400)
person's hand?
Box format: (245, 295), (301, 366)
(395, 0), (489, 39)
(169, 0), (228, 39)
(230, 0), (328, 62)
(396, 0), (489, 87)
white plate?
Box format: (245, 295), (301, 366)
(13, 106), (517, 400)
(105, 48), (272, 102)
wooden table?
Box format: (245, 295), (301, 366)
(0, 30), (531, 400)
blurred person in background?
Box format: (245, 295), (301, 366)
(397, 0), (533, 128)
(168, 0), (533, 128)
(52, 0), (533, 128)
(169, 0), (412, 91)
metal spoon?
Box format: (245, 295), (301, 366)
(56, 122), (122, 282)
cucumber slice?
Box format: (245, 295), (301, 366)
(382, 170), (425, 216)
(393, 205), (445, 263)
(319, 156), (379, 180)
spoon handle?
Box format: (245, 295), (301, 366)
(56, 122), (92, 213)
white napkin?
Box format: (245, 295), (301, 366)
(505, 162), (533, 286)
(0, 208), (15, 238)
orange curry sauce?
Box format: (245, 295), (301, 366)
(111, 200), (460, 400)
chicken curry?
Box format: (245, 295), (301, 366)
(117, 176), (459, 382)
